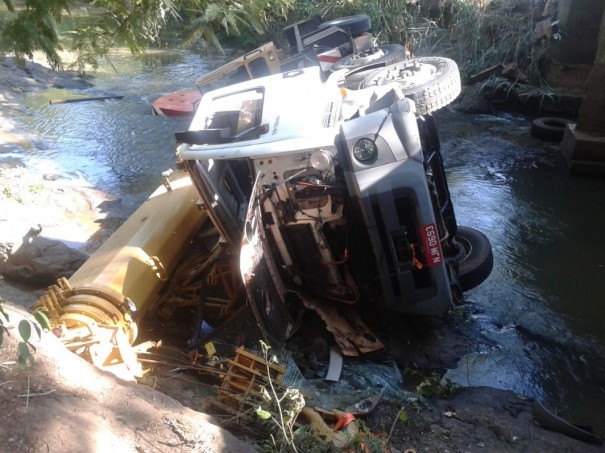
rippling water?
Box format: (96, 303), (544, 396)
(6, 51), (605, 436)
(437, 110), (605, 434)
(16, 49), (227, 211)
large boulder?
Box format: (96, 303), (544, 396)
(0, 233), (88, 288)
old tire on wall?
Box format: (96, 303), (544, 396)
(530, 117), (575, 142)
(455, 226), (493, 292)
(360, 57), (461, 115)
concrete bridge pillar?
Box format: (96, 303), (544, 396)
(560, 3), (605, 174)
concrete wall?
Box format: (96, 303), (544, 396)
(552, 0), (605, 64)
(560, 2), (605, 174)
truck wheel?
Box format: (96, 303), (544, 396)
(454, 226), (493, 292)
(319, 14), (371, 36)
(334, 44), (407, 71)
(340, 44), (409, 89)
(360, 57), (461, 115)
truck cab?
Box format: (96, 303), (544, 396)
(176, 64), (492, 354)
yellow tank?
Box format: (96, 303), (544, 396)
(32, 171), (207, 378)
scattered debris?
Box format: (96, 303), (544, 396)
(533, 399), (604, 445)
(324, 348), (343, 382)
(345, 393), (383, 415)
(217, 347), (286, 413)
(468, 64), (504, 84)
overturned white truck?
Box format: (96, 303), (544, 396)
(32, 57), (492, 376)
(176, 59), (493, 355)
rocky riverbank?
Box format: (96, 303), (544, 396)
(0, 58), (120, 307)
(1, 57), (603, 452)
(1, 57), (260, 452)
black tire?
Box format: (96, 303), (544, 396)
(454, 226), (493, 292)
(360, 57), (461, 115)
(530, 117), (575, 142)
(341, 45), (409, 89)
(319, 15), (371, 36)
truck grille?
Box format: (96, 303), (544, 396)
(370, 191), (433, 299)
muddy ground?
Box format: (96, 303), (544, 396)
(1, 57), (604, 452)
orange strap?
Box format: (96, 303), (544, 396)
(333, 412), (356, 430)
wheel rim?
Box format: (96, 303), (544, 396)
(347, 47), (387, 66)
(454, 234), (472, 264)
(371, 61), (438, 89)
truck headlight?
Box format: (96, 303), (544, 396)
(352, 138), (376, 162)
(310, 149), (332, 171)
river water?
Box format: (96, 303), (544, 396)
(437, 110), (605, 436)
(14, 48), (228, 213)
(6, 49), (605, 436)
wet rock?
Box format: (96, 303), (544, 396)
(0, 156), (26, 170)
(370, 386), (605, 452)
(0, 234), (88, 288)
(52, 75), (94, 90)
(453, 84), (494, 114)
(0, 57), (93, 95)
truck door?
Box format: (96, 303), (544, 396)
(185, 158), (253, 246)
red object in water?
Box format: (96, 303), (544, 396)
(152, 89), (202, 117)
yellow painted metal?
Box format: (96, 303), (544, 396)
(32, 172), (208, 378)
(67, 172), (206, 324)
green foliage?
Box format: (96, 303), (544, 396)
(0, 0), (294, 70)
(32, 309), (52, 331)
(281, 0), (553, 89)
(17, 318), (39, 369)
(181, 0), (294, 52)
(0, 169), (46, 204)
(279, 426), (334, 453)
(256, 406), (272, 420)
(415, 372), (462, 398)
(0, 0), (70, 69)
(255, 340), (306, 453)
(398, 411), (409, 423)
(0, 299), (43, 369)
(1, 0), (551, 89)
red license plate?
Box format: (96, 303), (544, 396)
(420, 223), (442, 267)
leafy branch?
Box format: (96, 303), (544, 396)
(255, 340), (305, 453)
(0, 298), (51, 369)
(0, 0), (294, 71)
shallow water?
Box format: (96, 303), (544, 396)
(437, 110), (605, 435)
(14, 49), (227, 212)
(5, 50), (605, 437)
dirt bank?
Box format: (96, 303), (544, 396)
(0, 305), (258, 452)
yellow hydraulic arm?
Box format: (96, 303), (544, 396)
(32, 172), (207, 379)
